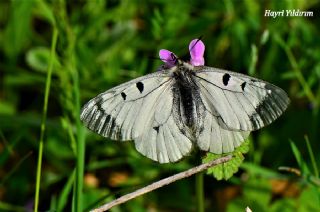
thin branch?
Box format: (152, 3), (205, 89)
(90, 155), (232, 212)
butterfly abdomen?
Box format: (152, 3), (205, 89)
(172, 67), (205, 138)
(177, 82), (194, 127)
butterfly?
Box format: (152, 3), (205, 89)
(80, 39), (290, 163)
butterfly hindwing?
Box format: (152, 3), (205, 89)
(194, 67), (290, 131)
(132, 77), (193, 163)
(197, 109), (251, 154)
(135, 114), (192, 163)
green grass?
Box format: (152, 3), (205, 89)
(0, 0), (320, 211)
(34, 26), (58, 212)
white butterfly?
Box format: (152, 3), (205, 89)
(80, 39), (290, 163)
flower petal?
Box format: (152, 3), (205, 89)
(189, 39), (205, 66)
(159, 49), (176, 67)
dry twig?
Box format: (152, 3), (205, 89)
(91, 155), (232, 212)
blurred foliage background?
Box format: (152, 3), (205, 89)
(0, 0), (320, 211)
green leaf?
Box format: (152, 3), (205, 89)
(26, 47), (60, 73)
(4, 0), (34, 60)
(0, 101), (16, 115)
(241, 162), (283, 179)
(269, 198), (295, 212)
(260, 29), (270, 45)
(290, 140), (311, 176)
(304, 135), (319, 178)
(249, 44), (258, 75)
(298, 186), (320, 211)
(57, 171), (75, 212)
(34, 0), (56, 26)
(203, 140), (250, 180)
(26, 47), (50, 73)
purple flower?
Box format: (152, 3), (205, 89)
(159, 49), (176, 67)
(159, 39), (205, 67)
(189, 39), (205, 66)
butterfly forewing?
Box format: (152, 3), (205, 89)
(194, 67), (290, 131)
(81, 72), (171, 140)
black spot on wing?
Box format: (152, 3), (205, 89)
(241, 82), (246, 91)
(136, 82), (144, 93)
(153, 126), (159, 133)
(222, 73), (230, 86)
(121, 92), (126, 100)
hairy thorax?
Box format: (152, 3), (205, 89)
(171, 63), (205, 140)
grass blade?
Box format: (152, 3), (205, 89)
(305, 135), (319, 178)
(34, 27), (58, 212)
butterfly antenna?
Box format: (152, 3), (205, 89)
(148, 56), (164, 61)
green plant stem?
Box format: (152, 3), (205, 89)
(66, 19), (85, 212)
(195, 172), (204, 212)
(74, 65), (85, 212)
(54, 0), (86, 210)
(34, 27), (58, 212)
(305, 135), (319, 178)
(58, 170), (75, 211)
